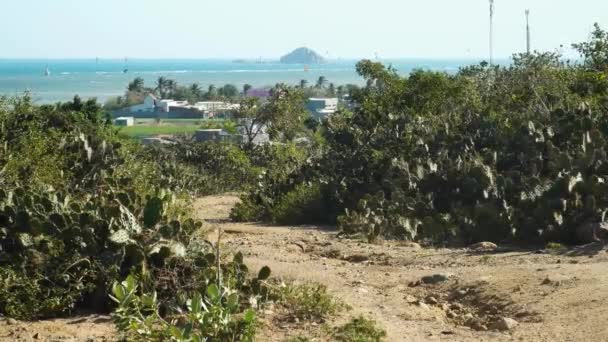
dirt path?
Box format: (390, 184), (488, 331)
(195, 195), (608, 342)
(3, 195), (607, 341)
(0, 315), (115, 342)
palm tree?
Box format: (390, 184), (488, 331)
(243, 84), (252, 96)
(299, 79), (308, 89)
(166, 80), (177, 97)
(206, 85), (218, 100)
(336, 85), (345, 98)
(127, 77), (145, 93)
(315, 76), (327, 89)
(328, 83), (336, 96)
(190, 83), (203, 100)
(155, 77), (168, 98)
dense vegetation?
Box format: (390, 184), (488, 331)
(2, 21), (608, 342)
(0, 94), (275, 342)
(233, 23), (608, 246)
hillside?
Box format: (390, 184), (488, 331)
(280, 47), (326, 64)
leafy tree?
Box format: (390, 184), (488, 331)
(243, 84), (252, 96)
(299, 79), (308, 89)
(573, 23), (608, 71)
(234, 85), (309, 147)
(220, 84), (239, 99)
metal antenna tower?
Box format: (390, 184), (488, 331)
(489, 0), (495, 65)
(525, 9), (531, 54)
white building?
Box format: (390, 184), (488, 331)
(158, 99), (190, 112)
(115, 116), (135, 126)
(193, 101), (240, 112)
(127, 94), (157, 113)
(307, 98), (339, 119)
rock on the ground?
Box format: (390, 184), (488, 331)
(418, 302), (431, 311)
(542, 274), (571, 286)
(405, 295), (418, 303)
(466, 317), (488, 331)
(450, 303), (464, 311)
(468, 241), (498, 251)
(6, 318), (17, 325)
(421, 273), (451, 284)
(426, 296), (438, 305)
(490, 317), (519, 331)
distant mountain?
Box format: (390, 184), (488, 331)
(280, 47), (325, 64)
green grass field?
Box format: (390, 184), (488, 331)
(118, 124), (200, 138)
(115, 119), (235, 138)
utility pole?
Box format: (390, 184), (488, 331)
(489, 0), (495, 65)
(525, 9), (531, 54)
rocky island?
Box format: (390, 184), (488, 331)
(279, 47), (326, 64)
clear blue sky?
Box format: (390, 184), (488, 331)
(1, 0), (606, 59)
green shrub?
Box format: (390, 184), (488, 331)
(230, 196), (265, 222)
(230, 143), (322, 224)
(332, 316), (386, 342)
(271, 183), (327, 225)
(278, 282), (346, 320)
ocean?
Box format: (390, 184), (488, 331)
(0, 58), (487, 103)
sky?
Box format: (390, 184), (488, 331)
(0, 0), (606, 59)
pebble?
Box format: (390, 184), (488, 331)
(405, 295), (418, 303)
(426, 296), (438, 305)
(466, 318), (488, 331)
(490, 317), (519, 331)
(542, 274), (571, 286)
(408, 280), (422, 287)
(418, 302), (430, 311)
(450, 303), (464, 311)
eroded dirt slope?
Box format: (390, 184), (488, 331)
(196, 195), (608, 342)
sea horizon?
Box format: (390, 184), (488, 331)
(0, 57), (505, 104)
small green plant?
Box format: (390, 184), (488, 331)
(546, 242), (567, 250)
(111, 275), (257, 341)
(278, 282), (347, 321)
(332, 316), (386, 342)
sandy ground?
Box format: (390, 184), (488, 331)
(0, 315), (116, 342)
(195, 195), (608, 342)
(2, 194), (608, 341)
